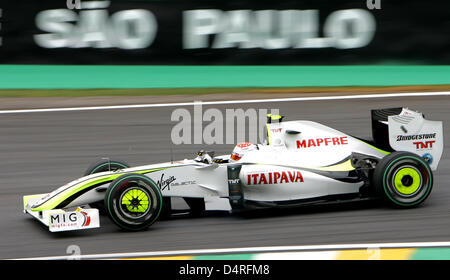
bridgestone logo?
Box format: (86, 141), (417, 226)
(396, 133), (436, 141)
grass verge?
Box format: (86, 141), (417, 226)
(1, 85), (450, 98)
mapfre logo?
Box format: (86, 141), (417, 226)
(247, 171), (304, 185)
(297, 136), (348, 149)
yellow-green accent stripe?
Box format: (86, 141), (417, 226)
(315, 159), (355, 172)
(31, 167), (169, 211)
(359, 139), (391, 155)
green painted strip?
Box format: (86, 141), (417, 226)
(119, 247), (450, 260)
(1, 65), (450, 89)
(193, 254), (255, 260)
(411, 248), (450, 260)
(31, 174), (120, 211)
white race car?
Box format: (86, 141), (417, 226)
(23, 108), (443, 232)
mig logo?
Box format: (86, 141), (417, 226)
(413, 141), (435, 150)
(78, 210), (91, 227)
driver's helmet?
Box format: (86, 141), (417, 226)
(230, 142), (258, 162)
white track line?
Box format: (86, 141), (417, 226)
(14, 241), (450, 260)
(7, 91), (450, 260)
(1, 91), (450, 114)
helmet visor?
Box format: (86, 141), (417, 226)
(231, 153), (242, 161)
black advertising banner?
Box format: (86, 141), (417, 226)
(0, 0), (449, 65)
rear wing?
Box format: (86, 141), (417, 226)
(371, 108), (443, 170)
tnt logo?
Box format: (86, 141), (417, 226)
(228, 179), (240, 184)
(413, 141), (435, 149)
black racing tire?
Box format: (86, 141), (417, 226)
(85, 158), (130, 214)
(105, 173), (163, 231)
(84, 158), (130, 176)
(372, 151), (433, 208)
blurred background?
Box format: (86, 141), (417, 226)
(1, 0), (450, 65)
(1, 0), (450, 92)
(2, 0), (450, 260)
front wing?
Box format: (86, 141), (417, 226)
(23, 194), (100, 232)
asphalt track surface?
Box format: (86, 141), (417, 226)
(1, 95), (449, 259)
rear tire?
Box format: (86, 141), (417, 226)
(372, 151), (433, 208)
(105, 173), (163, 231)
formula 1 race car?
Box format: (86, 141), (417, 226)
(23, 108), (443, 232)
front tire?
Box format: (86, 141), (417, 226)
(84, 158), (129, 176)
(373, 151), (433, 208)
(105, 173), (163, 231)
(85, 158), (130, 213)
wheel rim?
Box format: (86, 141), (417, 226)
(392, 165), (422, 196)
(382, 155), (432, 206)
(119, 187), (151, 219)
